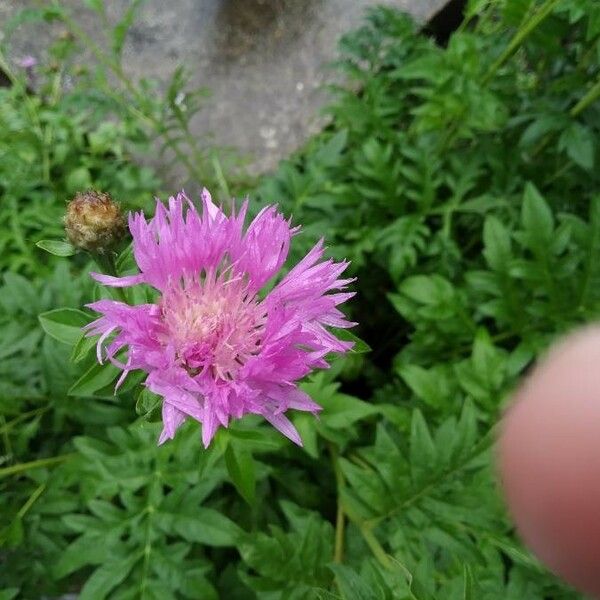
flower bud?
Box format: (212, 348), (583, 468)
(64, 190), (127, 254)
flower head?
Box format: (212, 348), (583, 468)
(85, 190), (355, 447)
(65, 190), (127, 254)
(17, 55), (37, 69)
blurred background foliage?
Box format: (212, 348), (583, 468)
(1, 0), (599, 598)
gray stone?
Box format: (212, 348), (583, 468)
(1, 0), (448, 182)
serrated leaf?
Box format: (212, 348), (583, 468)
(399, 364), (444, 407)
(112, 0), (144, 57)
(329, 564), (378, 600)
(410, 409), (436, 481)
(2, 273), (41, 315)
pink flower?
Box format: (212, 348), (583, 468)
(85, 190), (355, 447)
(16, 55), (37, 69)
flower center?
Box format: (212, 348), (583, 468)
(160, 269), (265, 380)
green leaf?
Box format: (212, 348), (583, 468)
(54, 534), (111, 579)
(332, 328), (371, 353)
(502, 0), (534, 26)
(159, 508), (242, 547)
(2, 273), (41, 315)
(410, 409), (436, 481)
(79, 554), (138, 600)
(135, 388), (161, 420)
(225, 444), (257, 505)
(320, 392), (379, 429)
(329, 564), (378, 600)
(483, 216), (511, 271)
(399, 364), (445, 407)
(68, 361), (121, 397)
(519, 114), (562, 146)
(112, 0), (144, 57)
(293, 413), (319, 458)
(400, 275), (456, 312)
(315, 129), (348, 167)
(66, 166), (93, 193)
(0, 518), (23, 548)
(39, 308), (91, 346)
(83, 0), (105, 13)
(463, 564), (475, 600)
(559, 122), (595, 170)
(71, 333), (99, 363)
(35, 239), (76, 257)
(521, 182), (553, 251)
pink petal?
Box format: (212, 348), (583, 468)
(263, 412), (303, 446)
(90, 272), (145, 287)
(201, 405), (218, 448)
(158, 403), (186, 445)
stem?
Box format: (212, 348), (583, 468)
(18, 483), (46, 518)
(0, 454), (75, 478)
(0, 416), (12, 461)
(484, 0), (562, 83)
(212, 155), (231, 199)
(94, 253), (128, 303)
(571, 77), (600, 117)
(336, 484), (396, 571)
(0, 406), (51, 435)
(359, 524), (393, 571)
(328, 443), (345, 563)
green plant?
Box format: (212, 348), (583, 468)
(250, 0), (600, 596)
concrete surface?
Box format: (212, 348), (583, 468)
(1, 0), (448, 180)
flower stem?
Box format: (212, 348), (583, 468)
(17, 483), (46, 518)
(0, 454), (75, 478)
(328, 443), (346, 563)
(94, 253), (128, 303)
(571, 77), (600, 117)
(359, 523), (393, 571)
(212, 155), (231, 200)
(484, 0), (561, 83)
